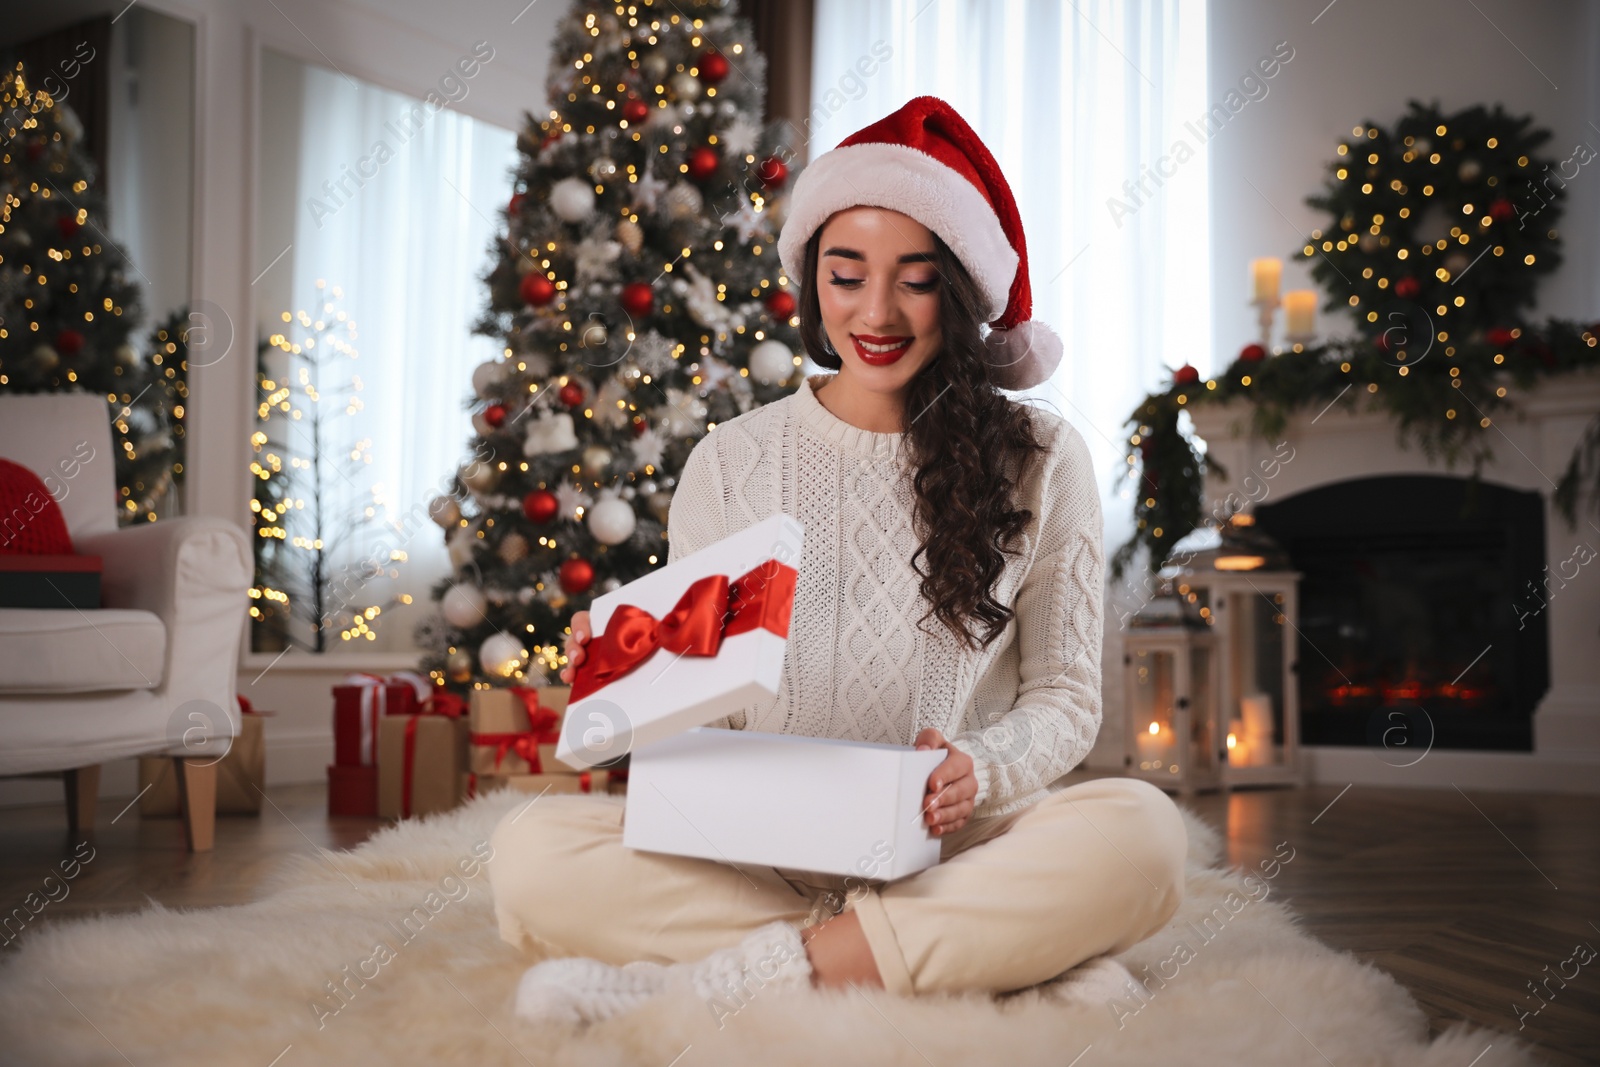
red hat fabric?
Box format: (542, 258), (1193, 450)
(0, 458), (75, 555)
(777, 95), (1062, 391)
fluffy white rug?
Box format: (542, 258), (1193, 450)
(0, 791), (1548, 1067)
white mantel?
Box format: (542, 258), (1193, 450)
(1171, 367), (1600, 792)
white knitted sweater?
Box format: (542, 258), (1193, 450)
(666, 372), (1105, 818)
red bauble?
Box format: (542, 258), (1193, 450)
(508, 192), (526, 217)
(539, 127), (563, 151)
(623, 97), (650, 125)
(1487, 198), (1515, 222)
(631, 414), (649, 438)
(1394, 276), (1421, 300)
(620, 281), (654, 317)
(55, 329), (85, 357)
(765, 290), (796, 320)
(1173, 364), (1200, 385)
(757, 155), (789, 189)
(559, 557), (595, 595)
(558, 382), (586, 409)
(484, 403), (507, 428)
(519, 273), (556, 306)
(696, 50), (730, 85)
(686, 146), (720, 183)
(1238, 343), (1266, 363)
(57, 215), (81, 239)
(1486, 327), (1517, 348)
(1374, 332), (1392, 353)
(522, 489), (559, 524)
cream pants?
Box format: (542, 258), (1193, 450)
(487, 776), (1188, 997)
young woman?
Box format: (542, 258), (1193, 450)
(490, 96), (1188, 1026)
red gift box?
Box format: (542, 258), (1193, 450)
(332, 671), (431, 766)
(327, 764), (378, 817)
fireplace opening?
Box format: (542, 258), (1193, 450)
(1253, 474), (1547, 752)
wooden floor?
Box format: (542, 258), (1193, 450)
(1, 781), (1596, 1065)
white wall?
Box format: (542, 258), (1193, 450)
(1205, 0), (1600, 370)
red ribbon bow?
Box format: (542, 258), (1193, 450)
(468, 687), (561, 773)
(568, 559), (797, 703)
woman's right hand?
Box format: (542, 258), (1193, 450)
(559, 610), (592, 684)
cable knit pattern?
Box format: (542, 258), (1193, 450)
(666, 372), (1104, 817)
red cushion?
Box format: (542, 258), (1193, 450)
(0, 457), (75, 555)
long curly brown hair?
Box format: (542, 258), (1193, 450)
(797, 227), (1052, 652)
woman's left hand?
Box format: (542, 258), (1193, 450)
(914, 728), (977, 836)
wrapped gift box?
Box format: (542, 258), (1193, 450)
(625, 728), (943, 879)
(468, 687), (567, 776)
(476, 770), (610, 796)
(377, 713), (468, 820)
(556, 512), (803, 770)
(560, 513), (945, 881)
(0, 553), (102, 609)
(138, 700), (267, 816)
(328, 764), (379, 817)
(332, 672), (430, 767)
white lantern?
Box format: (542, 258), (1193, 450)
(1123, 591), (1220, 797)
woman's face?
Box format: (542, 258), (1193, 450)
(815, 206), (943, 391)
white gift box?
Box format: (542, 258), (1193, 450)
(557, 512), (946, 881)
(624, 727), (946, 880)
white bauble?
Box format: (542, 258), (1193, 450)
(32, 344), (59, 370)
(642, 54), (668, 82)
(472, 359), (508, 397)
(550, 177), (597, 222)
(442, 583), (488, 627)
(588, 495), (637, 545)
(478, 632), (526, 677)
(581, 445), (613, 478)
(588, 156), (619, 183)
(1458, 159), (1482, 182)
(579, 319), (608, 349)
(748, 339), (794, 385)
(115, 343), (140, 368)
(428, 495), (461, 528)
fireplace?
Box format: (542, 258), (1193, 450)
(1253, 474), (1548, 752)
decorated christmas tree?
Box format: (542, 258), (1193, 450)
(0, 58), (191, 524)
(415, 0), (803, 691)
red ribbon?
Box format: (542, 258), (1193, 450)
(426, 691), (467, 719)
(568, 559), (797, 702)
(471, 731), (548, 772)
(577, 771), (592, 793)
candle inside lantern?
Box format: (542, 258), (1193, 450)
(1240, 694), (1273, 765)
(1135, 720), (1174, 770)
(1227, 717), (1252, 767)
(1251, 258), (1282, 303)
(1284, 290), (1317, 338)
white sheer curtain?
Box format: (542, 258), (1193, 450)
(810, 0), (1211, 578)
(272, 60), (518, 653)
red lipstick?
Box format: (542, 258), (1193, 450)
(850, 333), (913, 366)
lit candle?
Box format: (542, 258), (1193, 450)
(1251, 258), (1282, 304)
(1135, 720), (1173, 769)
(1227, 717), (1252, 767)
(1284, 290), (1317, 339)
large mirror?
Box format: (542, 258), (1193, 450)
(0, 6), (196, 522)
(251, 47), (517, 655)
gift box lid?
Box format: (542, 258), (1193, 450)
(556, 512), (802, 769)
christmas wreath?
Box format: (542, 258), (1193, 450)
(1112, 102), (1600, 580)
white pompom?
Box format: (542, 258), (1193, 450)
(748, 339), (793, 385)
(983, 319), (1064, 391)
(478, 632), (526, 677)
(550, 177), (596, 222)
(442, 583), (487, 627)
(587, 494), (637, 545)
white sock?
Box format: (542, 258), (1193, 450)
(670, 919), (814, 1005)
(512, 921), (812, 1027)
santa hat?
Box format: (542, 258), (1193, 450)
(777, 95), (1062, 391)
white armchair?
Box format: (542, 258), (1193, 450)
(0, 393), (251, 850)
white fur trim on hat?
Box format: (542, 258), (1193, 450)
(777, 142), (1019, 322)
(984, 319), (1064, 392)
